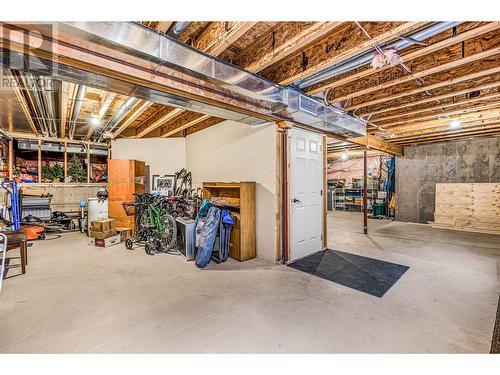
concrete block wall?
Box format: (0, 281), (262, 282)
(395, 135), (500, 223)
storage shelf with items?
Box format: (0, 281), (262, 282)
(202, 181), (255, 261)
(332, 177), (387, 215)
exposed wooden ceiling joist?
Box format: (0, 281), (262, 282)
(113, 100), (153, 138)
(372, 91), (500, 123)
(193, 22), (257, 56)
(135, 106), (184, 138)
(259, 22), (428, 85)
(161, 113), (211, 138)
(346, 67), (500, 111)
(229, 22), (343, 73)
(363, 81), (500, 117)
(307, 22), (500, 95)
(376, 102), (500, 128)
(331, 47), (500, 104)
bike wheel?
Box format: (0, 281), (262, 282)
(160, 213), (177, 250)
(125, 239), (133, 250)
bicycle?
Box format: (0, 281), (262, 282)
(122, 194), (177, 255)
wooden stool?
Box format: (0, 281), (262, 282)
(1, 229), (28, 275)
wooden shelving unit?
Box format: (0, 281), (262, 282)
(202, 181), (256, 261)
(108, 159), (145, 230)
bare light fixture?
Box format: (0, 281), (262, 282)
(450, 119), (461, 129)
(91, 115), (101, 126)
(341, 152), (349, 161)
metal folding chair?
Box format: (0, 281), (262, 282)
(0, 233), (7, 292)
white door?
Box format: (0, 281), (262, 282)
(289, 128), (323, 261)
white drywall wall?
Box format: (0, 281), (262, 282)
(186, 120), (277, 262)
(111, 138), (186, 177)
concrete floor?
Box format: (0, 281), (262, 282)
(1, 212), (499, 353)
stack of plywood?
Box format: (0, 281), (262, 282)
(433, 183), (500, 235)
(108, 159), (145, 230)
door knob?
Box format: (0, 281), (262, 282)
(292, 198), (302, 204)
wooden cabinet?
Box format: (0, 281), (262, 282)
(202, 182), (256, 261)
(108, 159), (145, 230)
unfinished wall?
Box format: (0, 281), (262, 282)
(110, 138), (186, 177)
(395, 136), (500, 223)
(19, 183), (107, 212)
(186, 121), (277, 262)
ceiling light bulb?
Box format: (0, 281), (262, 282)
(450, 119), (461, 129)
(341, 152), (349, 161)
(91, 116), (100, 126)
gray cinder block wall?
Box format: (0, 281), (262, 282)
(395, 135), (500, 223)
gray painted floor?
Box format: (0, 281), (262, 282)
(1, 212), (499, 353)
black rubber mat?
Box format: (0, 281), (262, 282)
(288, 249), (409, 298)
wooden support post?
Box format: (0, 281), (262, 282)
(86, 145), (91, 183)
(63, 142), (68, 182)
(363, 150), (368, 235)
(37, 139), (42, 183)
(8, 141), (13, 179)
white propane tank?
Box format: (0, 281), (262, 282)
(88, 197), (108, 230)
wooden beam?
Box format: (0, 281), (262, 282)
(332, 47), (500, 104)
(193, 22), (257, 56)
(307, 22), (500, 95)
(261, 22), (428, 85)
(372, 91), (500, 123)
(232, 22), (343, 73)
(363, 81), (500, 117)
(348, 135), (403, 156)
(135, 107), (184, 138)
(160, 114), (211, 138)
(347, 66), (500, 111)
(113, 101), (153, 138)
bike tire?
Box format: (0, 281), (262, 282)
(160, 213), (177, 250)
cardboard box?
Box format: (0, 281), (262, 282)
(89, 234), (121, 248)
(116, 227), (132, 241)
(89, 229), (118, 239)
(21, 187), (46, 197)
(91, 219), (115, 232)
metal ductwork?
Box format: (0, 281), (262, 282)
(96, 96), (140, 141)
(295, 22), (462, 90)
(68, 85), (86, 139)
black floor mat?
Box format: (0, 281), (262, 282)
(288, 249), (409, 298)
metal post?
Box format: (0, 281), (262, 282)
(363, 149), (368, 235)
